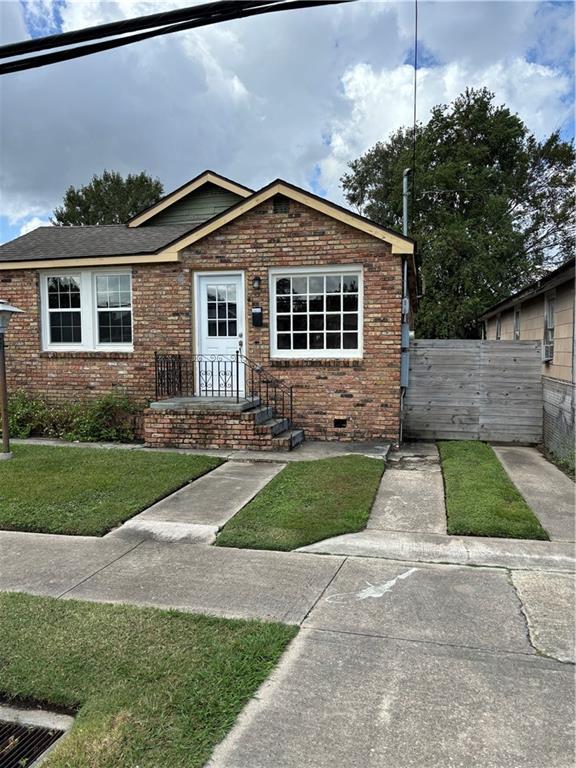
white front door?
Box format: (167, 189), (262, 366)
(196, 273), (245, 396)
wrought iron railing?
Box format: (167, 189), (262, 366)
(155, 352), (293, 426)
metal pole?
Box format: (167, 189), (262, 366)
(0, 334), (11, 457)
(402, 168), (411, 237)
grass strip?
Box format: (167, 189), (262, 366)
(438, 440), (549, 540)
(0, 444), (222, 536)
(0, 593), (297, 768)
(216, 454), (384, 551)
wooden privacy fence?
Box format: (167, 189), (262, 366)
(403, 340), (543, 443)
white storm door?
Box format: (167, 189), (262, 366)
(196, 273), (245, 396)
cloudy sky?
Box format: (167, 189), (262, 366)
(0, 0), (574, 243)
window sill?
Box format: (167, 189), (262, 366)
(270, 359), (363, 369)
(40, 350), (134, 360)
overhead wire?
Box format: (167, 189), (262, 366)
(0, 0), (354, 76)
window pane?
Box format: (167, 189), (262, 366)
(48, 275), (81, 310)
(50, 311), (81, 344)
(327, 332), (341, 349)
(217, 302), (227, 318)
(309, 294), (323, 312)
(277, 333), (291, 349)
(228, 320), (237, 336)
(277, 296), (290, 313)
(310, 314), (324, 331)
(276, 277), (291, 295)
(207, 287), (217, 301)
(293, 333), (307, 349)
(327, 295), (341, 311)
(227, 285), (236, 302)
(343, 295), (358, 312)
(310, 333), (324, 349)
(293, 315), (307, 332)
(217, 287), (227, 302)
(98, 310), (132, 344)
(326, 314), (341, 331)
(342, 275), (358, 293)
(96, 274), (131, 310)
(343, 314), (358, 330)
(277, 316), (291, 332)
(293, 296), (307, 313)
(218, 320), (227, 336)
(208, 303), (216, 318)
(227, 303), (237, 319)
(292, 277), (307, 295)
(343, 332), (358, 349)
(309, 276), (324, 293)
(208, 320), (217, 336)
(326, 276), (341, 293)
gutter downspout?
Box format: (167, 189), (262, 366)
(399, 168), (412, 445)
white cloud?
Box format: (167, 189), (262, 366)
(0, 0), (573, 225)
(318, 56), (573, 200)
(19, 216), (52, 236)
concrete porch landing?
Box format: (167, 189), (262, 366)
(149, 396), (261, 412)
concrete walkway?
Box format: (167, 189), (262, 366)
(368, 442), (446, 534)
(13, 437), (390, 463)
(110, 461), (284, 544)
(493, 445), (575, 541)
(1, 530), (574, 766)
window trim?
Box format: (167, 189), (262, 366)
(513, 305), (521, 341)
(269, 265), (364, 360)
(543, 290), (555, 362)
(40, 268), (134, 352)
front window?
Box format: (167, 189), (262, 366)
(513, 307), (521, 340)
(271, 267), (362, 359)
(41, 270), (133, 351)
(543, 292), (555, 362)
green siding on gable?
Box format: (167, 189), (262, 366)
(144, 183), (243, 226)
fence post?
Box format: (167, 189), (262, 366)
(235, 351), (240, 403)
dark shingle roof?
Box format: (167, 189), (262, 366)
(0, 224), (194, 262)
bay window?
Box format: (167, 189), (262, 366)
(41, 270), (133, 351)
(270, 266), (363, 359)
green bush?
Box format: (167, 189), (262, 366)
(2, 390), (142, 443)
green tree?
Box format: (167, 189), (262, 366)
(341, 88), (575, 338)
(52, 170), (164, 226)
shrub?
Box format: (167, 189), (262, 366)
(2, 391), (142, 443)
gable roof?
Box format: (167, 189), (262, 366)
(0, 224), (191, 265)
(156, 179), (415, 257)
(479, 257), (575, 320)
(127, 170), (253, 227)
(0, 173), (414, 270)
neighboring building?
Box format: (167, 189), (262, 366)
(0, 171), (416, 450)
(481, 258), (575, 466)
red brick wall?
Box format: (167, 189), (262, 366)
(144, 407), (289, 450)
(0, 197), (402, 442)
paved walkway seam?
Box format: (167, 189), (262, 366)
(56, 539), (146, 599)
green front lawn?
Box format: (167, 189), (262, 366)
(0, 444), (222, 536)
(0, 593), (296, 768)
(216, 454), (384, 551)
(438, 441), (549, 540)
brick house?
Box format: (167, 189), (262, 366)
(0, 171), (416, 450)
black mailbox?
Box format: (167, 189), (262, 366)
(252, 307), (263, 327)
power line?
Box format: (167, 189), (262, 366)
(0, 0), (354, 76)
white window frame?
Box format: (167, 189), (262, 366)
(513, 306), (521, 341)
(543, 291), (555, 362)
(40, 268), (133, 352)
(269, 265), (364, 360)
